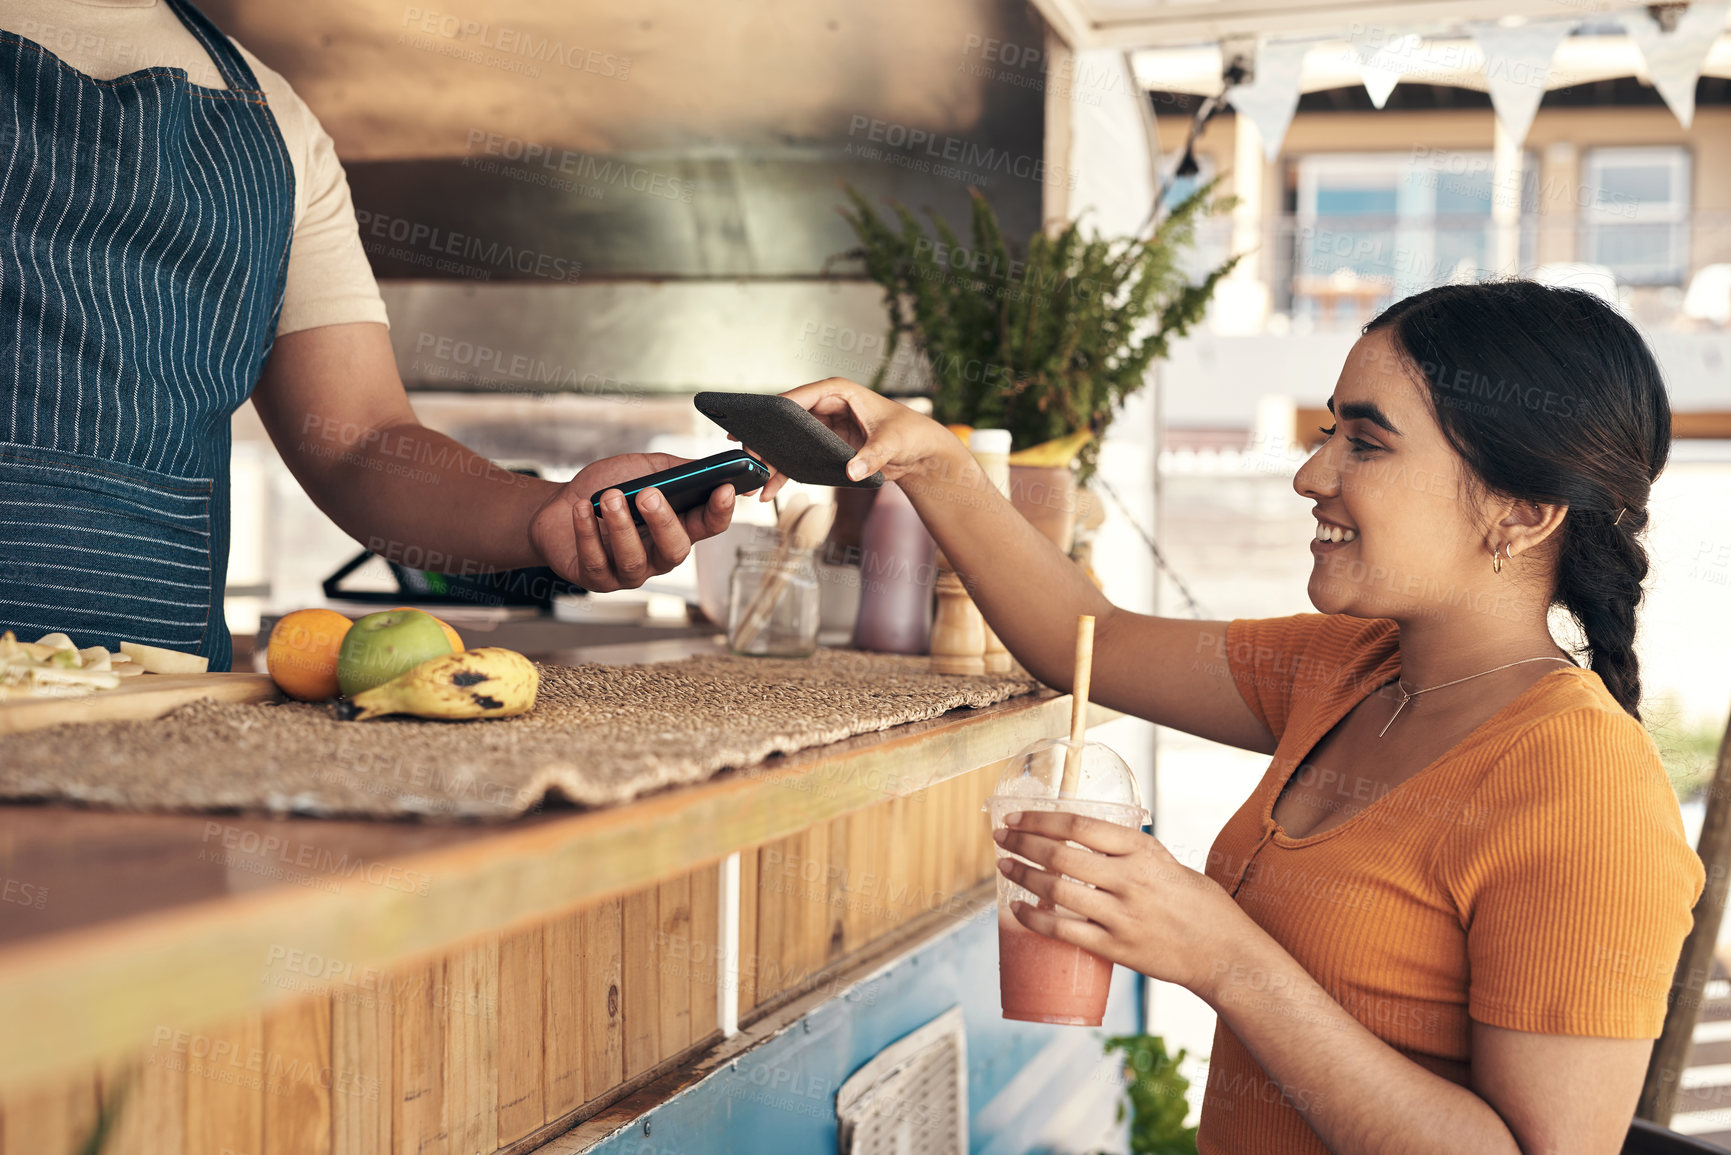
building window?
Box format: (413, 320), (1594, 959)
(1289, 151), (1537, 325)
(1580, 146), (1691, 285)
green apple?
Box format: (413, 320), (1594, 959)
(336, 609), (455, 698)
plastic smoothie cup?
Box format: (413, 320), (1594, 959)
(985, 737), (1149, 1027)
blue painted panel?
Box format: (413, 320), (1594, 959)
(588, 909), (1139, 1154)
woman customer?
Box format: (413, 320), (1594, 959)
(761, 280), (1704, 1155)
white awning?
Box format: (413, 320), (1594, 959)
(1032, 0), (1713, 51)
(1126, 29), (1731, 97)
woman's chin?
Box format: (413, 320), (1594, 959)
(1308, 580), (1418, 624)
(1306, 573), (1358, 616)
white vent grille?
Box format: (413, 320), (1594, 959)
(836, 1005), (968, 1155)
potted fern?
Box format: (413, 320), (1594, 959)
(836, 180), (1241, 551)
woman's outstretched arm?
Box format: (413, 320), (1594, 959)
(772, 378), (1277, 754)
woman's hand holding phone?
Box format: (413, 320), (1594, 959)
(765, 376), (1119, 702)
(754, 378), (962, 503)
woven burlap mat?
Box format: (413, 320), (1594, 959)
(0, 649), (1041, 820)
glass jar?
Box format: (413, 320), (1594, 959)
(727, 545), (820, 657)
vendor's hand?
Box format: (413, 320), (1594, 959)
(531, 452), (736, 592)
(749, 377), (961, 503)
(993, 810), (1257, 996)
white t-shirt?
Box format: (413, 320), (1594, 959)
(1, 0), (390, 337)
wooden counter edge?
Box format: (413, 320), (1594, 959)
(0, 694), (1121, 1093)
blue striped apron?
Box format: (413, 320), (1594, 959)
(0, 0), (294, 672)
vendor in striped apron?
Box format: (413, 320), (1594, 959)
(0, 0), (739, 672)
(0, 0), (291, 672)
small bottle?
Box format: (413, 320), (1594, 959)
(852, 481), (937, 655)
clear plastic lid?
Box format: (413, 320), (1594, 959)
(982, 736), (1147, 821)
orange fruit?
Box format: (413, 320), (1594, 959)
(390, 608), (463, 654)
(267, 609), (352, 701)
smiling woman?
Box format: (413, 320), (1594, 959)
(775, 276), (1699, 1155)
(1356, 281), (1668, 720)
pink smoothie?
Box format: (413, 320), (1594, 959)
(997, 911), (1113, 1026)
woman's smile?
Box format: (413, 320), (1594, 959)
(1310, 514), (1359, 558)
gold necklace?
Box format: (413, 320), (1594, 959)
(1377, 656), (1575, 739)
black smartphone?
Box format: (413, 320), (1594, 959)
(692, 391), (885, 488)
(591, 450), (771, 527)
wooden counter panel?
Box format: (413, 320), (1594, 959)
(495, 928), (544, 1145)
(185, 1013), (264, 1155)
(0, 1066), (99, 1155)
(745, 756), (1005, 1018)
(443, 941), (500, 1155)
(103, 1036), (185, 1155)
(0, 692), (1103, 1097)
(10, 874), (709, 1155)
(735, 849), (760, 1014)
(0, 752), (1027, 1155)
(574, 901), (625, 1106)
(265, 997), (333, 1155)
(0, 688), (1116, 1153)
(332, 986), (391, 1155)
(687, 864), (720, 1043)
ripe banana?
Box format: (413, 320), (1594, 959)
(342, 647), (539, 722)
(1007, 429), (1093, 468)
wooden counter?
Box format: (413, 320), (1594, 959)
(0, 638), (1116, 1155)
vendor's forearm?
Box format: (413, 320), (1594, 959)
(294, 419), (558, 574)
(1203, 929), (1521, 1155)
(898, 443), (1116, 690)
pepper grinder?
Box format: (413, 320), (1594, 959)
(930, 568), (986, 675)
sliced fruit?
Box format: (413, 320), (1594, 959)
(0, 633), (126, 698)
(31, 666), (122, 690)
(119, 641), (209, 675)
(34, 632), (76, 651)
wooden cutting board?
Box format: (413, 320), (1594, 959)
(0, 673), (280, 735)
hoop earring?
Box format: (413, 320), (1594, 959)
(1491, 542), (1508, 575)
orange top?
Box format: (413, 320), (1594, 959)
(1196, 612), (1704, 1155)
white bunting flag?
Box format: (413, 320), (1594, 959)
(1226, 39), (1312, 163)
(1468, 19), (1578, 147)
(1352, 28), (1424, 108)
(1618, 2), (1729, 129)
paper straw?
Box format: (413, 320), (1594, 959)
(1059, 614), (1095, 797)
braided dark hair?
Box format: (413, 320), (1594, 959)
(1363, 280), (1670, 721)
